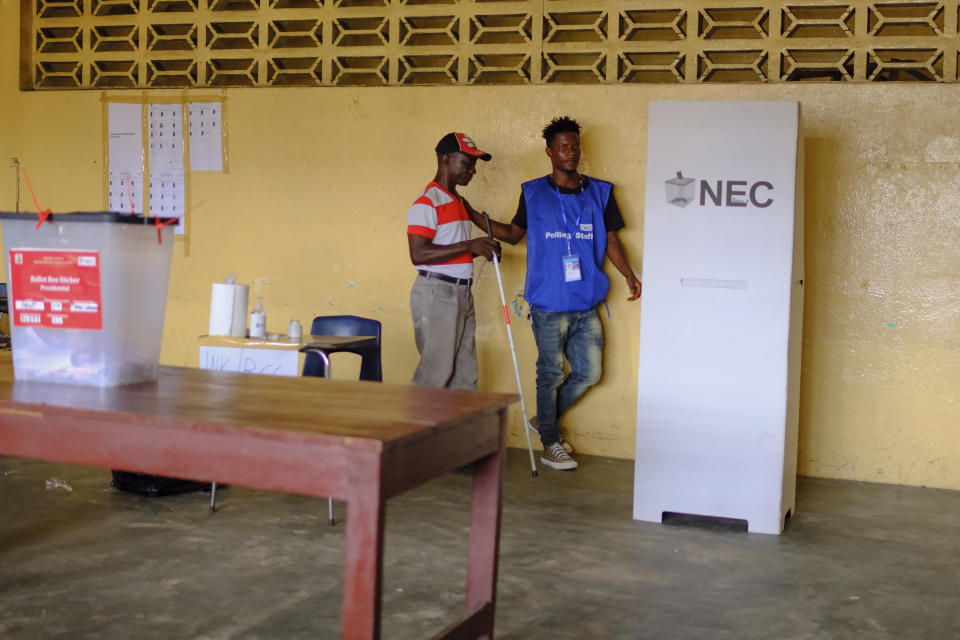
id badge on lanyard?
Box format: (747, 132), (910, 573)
(555, 183), (583, 283)
(562, 252), (582, 282)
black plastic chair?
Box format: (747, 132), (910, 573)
(211, 316), (383, 518)
(299, 315), (381, 525)
(302, 315), (382, 381)
(210, 317), (382, 517)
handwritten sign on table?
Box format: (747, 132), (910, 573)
(199, 346), (299, 377)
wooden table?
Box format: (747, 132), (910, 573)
(0, 364), (516, 640)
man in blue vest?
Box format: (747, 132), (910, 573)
(467, 116), (641, 470)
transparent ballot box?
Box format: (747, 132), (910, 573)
(0, 212), (175, 386)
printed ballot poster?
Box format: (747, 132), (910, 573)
(8, 250), (103, 330)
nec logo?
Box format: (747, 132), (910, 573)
(665, 171), (774, 209)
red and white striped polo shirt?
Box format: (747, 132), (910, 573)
(406, 181), (473, 280)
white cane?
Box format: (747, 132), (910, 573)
(483, 213), (539, 477)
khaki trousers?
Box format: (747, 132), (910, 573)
(410, 274), (478, 390)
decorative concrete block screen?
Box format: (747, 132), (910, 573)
(22, 0), (960, 89)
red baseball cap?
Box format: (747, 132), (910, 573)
(435, 132), (492, 161)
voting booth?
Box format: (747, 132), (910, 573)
(633, 101), (804, 535)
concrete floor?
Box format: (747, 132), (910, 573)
(1, 449), (958, 640)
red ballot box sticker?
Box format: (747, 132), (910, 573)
(9, 250), (103, 330)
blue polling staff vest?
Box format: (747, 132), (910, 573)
(522, 176), (611, 312)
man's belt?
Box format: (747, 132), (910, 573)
(417, 269), (473, 286)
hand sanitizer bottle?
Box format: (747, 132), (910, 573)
(249, 298), (267, 338)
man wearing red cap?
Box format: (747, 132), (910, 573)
(406, 132), (500, 389)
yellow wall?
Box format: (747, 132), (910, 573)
(3, 2), (959, 490)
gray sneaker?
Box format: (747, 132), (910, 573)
(529, 416), (574, 454)
(540, 442), (578, 470)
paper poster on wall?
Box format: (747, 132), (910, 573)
(189, 102), (224, 172)
(107, 102), (144, 214)
(148, 104), (186, 234)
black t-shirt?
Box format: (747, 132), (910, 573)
(510, 176), (625, 232)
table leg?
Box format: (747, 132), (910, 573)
(465, 409), (507, 640)
(342, 480), (385, 640)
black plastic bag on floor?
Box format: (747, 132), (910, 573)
(110, 470), (212, 497)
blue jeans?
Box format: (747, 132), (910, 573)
(530, 306), (603, 446)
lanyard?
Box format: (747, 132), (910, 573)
(553, 180), (582, 255)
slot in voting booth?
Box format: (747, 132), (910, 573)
(633, 101), (804, 535)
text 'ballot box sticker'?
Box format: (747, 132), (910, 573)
(8, 250), (103, 330)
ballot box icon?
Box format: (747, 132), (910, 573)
(665, 171), (695, 208)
